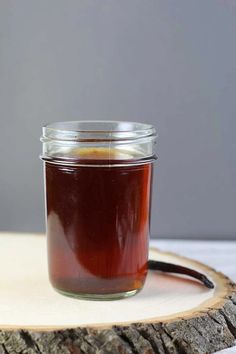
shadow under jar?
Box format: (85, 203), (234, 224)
(41, 121), (157, 300)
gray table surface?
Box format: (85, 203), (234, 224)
(150, 239), (236, 354)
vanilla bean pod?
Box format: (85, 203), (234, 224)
(148, 260), (214, 289)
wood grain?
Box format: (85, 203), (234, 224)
(0, 233), (235, 354)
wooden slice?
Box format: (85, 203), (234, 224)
(0, 233), (235, 354)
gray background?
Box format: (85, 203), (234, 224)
(0, 0), (235, 238)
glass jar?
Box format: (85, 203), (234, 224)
(40, 121), (157, 300)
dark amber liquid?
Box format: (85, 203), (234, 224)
(45, 149), (153, 296)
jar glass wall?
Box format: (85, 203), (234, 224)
(41, 121), (157, 300)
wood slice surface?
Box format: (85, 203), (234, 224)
(0, 233), (235, 354)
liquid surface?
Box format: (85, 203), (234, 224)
(45, 148), (153, 295)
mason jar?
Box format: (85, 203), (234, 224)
(40, 121), (157, 300)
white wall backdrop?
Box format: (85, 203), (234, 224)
(0, 0), (236, 238)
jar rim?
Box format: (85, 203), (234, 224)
(42, 120), (157, 142)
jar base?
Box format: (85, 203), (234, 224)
(54, 287), (141, 301)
